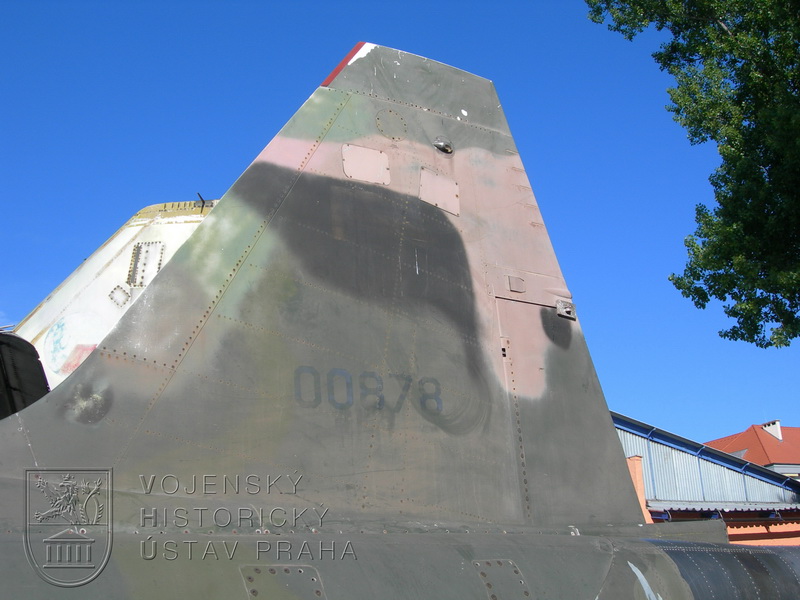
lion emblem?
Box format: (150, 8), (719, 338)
(33, 473), (104, 525)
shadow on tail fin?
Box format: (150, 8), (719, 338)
(13, 43), (641, 531)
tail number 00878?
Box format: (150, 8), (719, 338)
(293, 366), (442, 413)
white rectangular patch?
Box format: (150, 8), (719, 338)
(341, 144), (390, 185)
(127, 241), (164, 288)
(419, 167), (460, 216)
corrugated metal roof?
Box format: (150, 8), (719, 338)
(613, 412), (800, 510)
(649, 500), (800, 512)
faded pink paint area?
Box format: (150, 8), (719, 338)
(60, 344), (97, 374)
(244, 107), (571, 401)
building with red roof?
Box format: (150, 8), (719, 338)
(614, 413), (800, 546)
(706, 421), (800, 480)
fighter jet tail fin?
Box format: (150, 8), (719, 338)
(20, 43), (642, 530)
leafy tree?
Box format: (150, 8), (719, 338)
(586, 0), (800, 347)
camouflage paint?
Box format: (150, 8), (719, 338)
(1, 43), (799, 598)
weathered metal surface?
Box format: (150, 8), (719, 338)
(1, 42), (799, 598)
(14, 200), (215, 389)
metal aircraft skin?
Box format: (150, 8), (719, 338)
(13, 200), (216, 390)
(2, 43), (800, 599)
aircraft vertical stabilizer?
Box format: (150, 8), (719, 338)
(7, 41), (800, 600)
(14, 201), (216, 390)
(4, 43), (641, 531)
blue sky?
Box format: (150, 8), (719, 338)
(2, 1), (796, 443)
